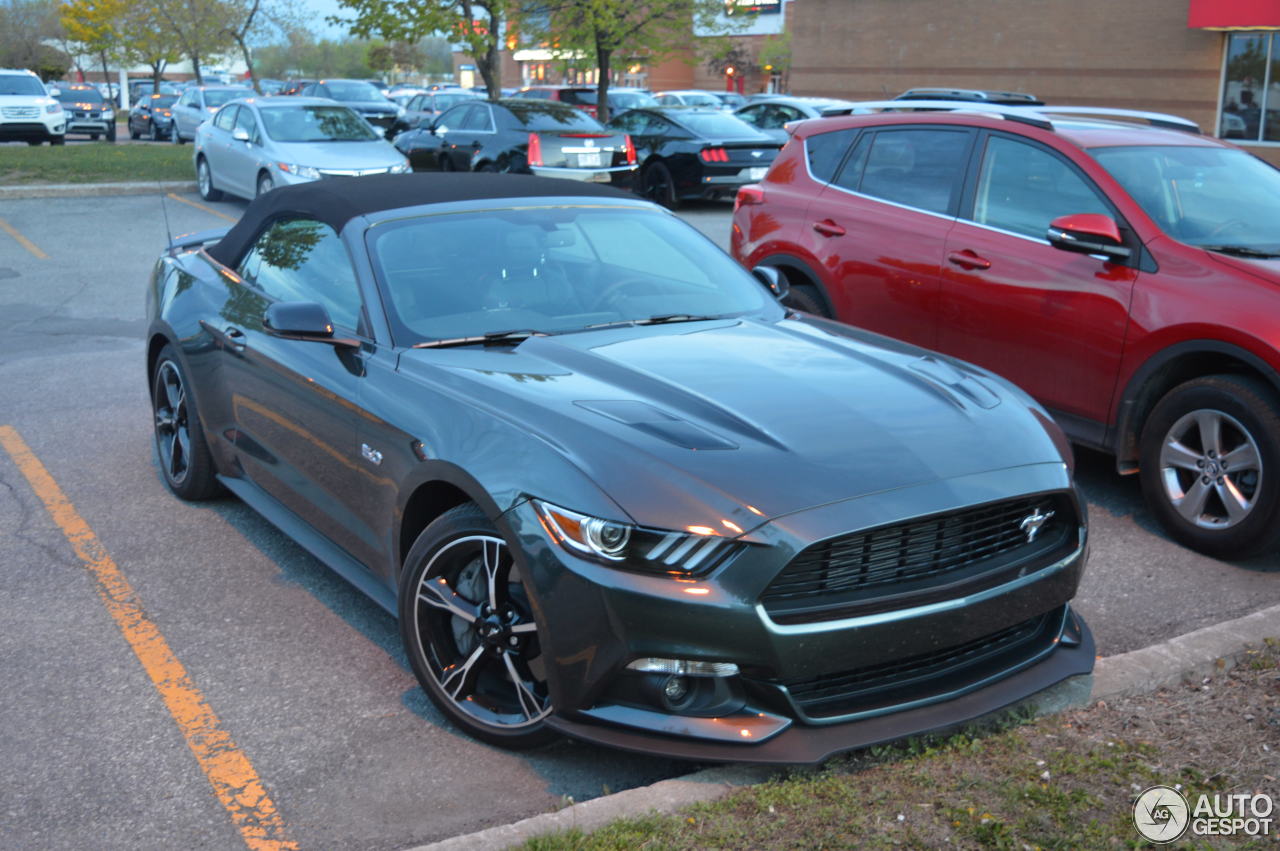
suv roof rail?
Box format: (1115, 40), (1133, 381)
(813, 100), (1201, 134)
(895, 88), (1044, 105)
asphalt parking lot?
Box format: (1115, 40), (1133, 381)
(1, 189), (1278, 850)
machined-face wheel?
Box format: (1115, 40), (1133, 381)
(1158, 408), (1262, 529)
(410, 532), (551, 734)
(153, 360), (192, 486)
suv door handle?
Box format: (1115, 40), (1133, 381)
(947, 250), (992, 271)
(812, 219), (846, 237)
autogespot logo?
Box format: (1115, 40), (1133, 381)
(1133, 786), (1190, 843)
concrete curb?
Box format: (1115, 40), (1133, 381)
(412, 603), (1280, 851)
(0, 181), (196, 200)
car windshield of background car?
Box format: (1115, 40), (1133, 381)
(1091, 145), (1280, 253)
(0, 75), (46, 96)
(205, 89), (246, 108)
(55, 87), (103, 105)
(611, 91), (658, 109)
(326, 81), (384, 101)
(507, 103), (605, 131)
(434, 92), (478, 110)
(260, 105), (378, 142)
(679, 93), (722, 107)
(149, 95), (177, 108)
(368, 206), (776, 344)
(676, 112), (766, 137)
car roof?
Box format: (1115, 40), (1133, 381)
(250, 96), (349, 108)
(205, 173), (635, 268)
(0, 68), (39, 75)
(792, 108), (1227, 152)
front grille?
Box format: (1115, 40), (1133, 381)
(762, 494), (1073, 623)
(782, 608), (1062, 719)
(2, 106), (40, 119)
(317, 166), (391, 178)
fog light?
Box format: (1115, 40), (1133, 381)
(626, 657), (739, 677)
(663, 676), (689, 703)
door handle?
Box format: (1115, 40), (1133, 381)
(812, 219), (846, 237)
(224, 326), (246, 352)
(947, 250), (992, 271)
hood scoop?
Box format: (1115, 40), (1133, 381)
(574, 400), (738, 450)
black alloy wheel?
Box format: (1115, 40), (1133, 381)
(1139, 374), (1280, 559)
(641, 161), (679, 209)
(399, 503), (555, 748)
(151, 345), (221, 500)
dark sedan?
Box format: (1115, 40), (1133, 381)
(606, 106), (781, 208)
(129, 93), (177, 140)
(298, 79), (399, 136)
(388, 89), (480, 137)
(393, 99), (637, 187)
(145, 173), (1092, 762)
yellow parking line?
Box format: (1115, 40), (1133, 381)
(0, 425), (298, 851)
(167, 192), (238, 223)
(0, 216), (48, 259)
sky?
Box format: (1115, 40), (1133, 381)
(297, 0), (353, 39)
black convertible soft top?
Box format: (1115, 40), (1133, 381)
(205, 172), (634, 268)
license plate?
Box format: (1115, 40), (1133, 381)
(577, 152), (603, 168)
(747, 166), (767, 180)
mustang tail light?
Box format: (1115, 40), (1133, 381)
(734, 185), (765, 213)
(527, 132), (543, 167)
(699, 147), (729, 163)
(624, 134), (636, 165)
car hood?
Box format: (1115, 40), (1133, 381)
(339, 100), (398, 113)
(397, 316), (1066, 531)
(0, 94), (54, 107)
(1206, 249), (1280, 284)
(267, 139), (402, 166)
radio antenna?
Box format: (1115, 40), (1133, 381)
(159, 187), (175, 250)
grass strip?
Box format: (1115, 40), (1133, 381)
(525, 642), (1280, 849)
(0, 143), (192, 184)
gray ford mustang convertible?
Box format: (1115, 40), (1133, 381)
(145, 173), (1093, 762)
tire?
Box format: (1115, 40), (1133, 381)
(641, 161), (680, 209)
(399, 503), (556, 749)
(151, 345), (221, 501)
(150, 122), (160, 142)
(90, 132), (100, 140)
(440, 155), (455, 172)
(197, 157), (225, 202)
(476, 162), (498, 173)
(26, 140), (41, 146)
(785, 283), (830, 317)
(256, 171), (274, 198)
(130, 125), (140, 140)
(172, 126), (182, 144)
(50, 135), (65, 146)
(1138, 374), (1280, 559)
(106, 124), (116, 143)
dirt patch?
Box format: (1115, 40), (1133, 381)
(526, 644), (1280, 849)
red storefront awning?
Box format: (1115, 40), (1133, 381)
(1189, 0), (1280, 29)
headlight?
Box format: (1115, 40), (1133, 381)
(532, 500), (743, 576)
(390, 160), (411, 173)
(396, 106), (406, 117)
(46, 103), (61, 114)
(276, 162), (321, 179)
(102, 108), (114, 118)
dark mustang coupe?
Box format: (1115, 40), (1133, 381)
(145, 173), (1092, 762)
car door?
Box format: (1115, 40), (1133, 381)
(175, 89), (198, 138)
(436, 103), (479, 169)
(222, 217), (381, 567)
(202, 104), (239, 180)
(937, 131), (1139, 426)
(813, 125), (975, 348)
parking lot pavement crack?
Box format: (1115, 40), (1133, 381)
(0, 470), (79, 568)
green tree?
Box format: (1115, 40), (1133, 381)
(154, 0), (233, 83)
(535, 0), (737, 122)
(60, 0), (124, 91)
(119, 1), (183, 88)
(332, 0), (516, 98)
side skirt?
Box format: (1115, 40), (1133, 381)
(218, 474), (398, 616)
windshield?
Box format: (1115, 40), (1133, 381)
(205, 89), (246, 107)
(674, 111), (766, 138)
(149, 96), (177, 108)
(259, 105), (378, 142)
(679, 93), (722, 107)
(433, 92), (477, 110)
(504, 101), (605, 131)
(325, 81), (384, 102)
(0, 74), (46, 96)
(368, 206), (776, 344)
(56, 87), (103, 104)
(1092, 145), (1280, 252)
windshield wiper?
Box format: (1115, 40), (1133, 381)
(1200, 244), (1280, 259)
(584, 314), (727, 331)
(412, 329), (547, 349)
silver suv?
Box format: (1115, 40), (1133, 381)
(0, 69), (65, 145)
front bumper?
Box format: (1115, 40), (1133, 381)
(508, 462), (1092, 763)
(0, 119), (64, 141)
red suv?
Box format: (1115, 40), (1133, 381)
(732, 104), (1280, 559)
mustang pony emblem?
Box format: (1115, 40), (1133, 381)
(1019, 509), (1055, 543)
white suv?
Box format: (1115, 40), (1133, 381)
(0, 69), (65, 145)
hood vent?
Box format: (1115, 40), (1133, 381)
(575, 400), (738, 450)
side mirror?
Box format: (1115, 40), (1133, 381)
(263, 302), (358, 347)
(232, 127), (250, 142)
(751, 266), (790, 301)
(1046, 213), (1131, 262)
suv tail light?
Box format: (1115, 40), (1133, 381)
(527, 132), (543, 167)
(734, 185), (764, 213)
(624, 134), (636, 165)
(699, 147), (729, 163)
